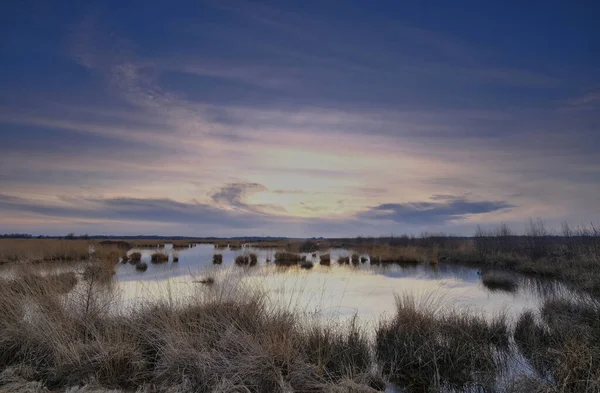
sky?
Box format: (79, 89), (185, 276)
(0, 0), (599, 237)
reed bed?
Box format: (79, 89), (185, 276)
(0, 239), (91, 264)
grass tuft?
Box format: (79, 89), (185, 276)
(319, 254), (331, 266)
(376, 294), (508, 392)
(274, 252), (306, 266)
(481, 271), (518, 292)
(300, 260), (314, 269)
(150, 252), (168, 264)
(338, 256), (350, 264)
(135, 262), (148, 272)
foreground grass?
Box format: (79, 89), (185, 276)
(376, 294), (510, 392)
(2, 265), (600, 392)
(514, 296), (600, 393)
(0, 272), (384, 393)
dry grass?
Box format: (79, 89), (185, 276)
(515, 297), (600, 392)
(368, 246), (424, 266)
(0, 274), (382, 392)
(376, 294), (510, 392)
(1, 262), (597, 393)
(150, 252), (169, 264)
(274, 252), (306, 266)
(234, 252), (259, 266)
(300, 260), (314, 269)
(135, 262), (148, 272)
(0, 239), (91, 264)
(481, 271), (518, 292)
(235, 255), (249, 265)
(319, 254), (331, 266)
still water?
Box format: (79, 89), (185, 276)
(112, 243), (567, 322)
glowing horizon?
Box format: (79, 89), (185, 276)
(1, 1), (599, 236)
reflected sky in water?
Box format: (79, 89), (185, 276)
(112, 244), (564, 323)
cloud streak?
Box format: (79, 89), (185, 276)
(359, 196), (514, 225)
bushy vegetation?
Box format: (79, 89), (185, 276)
(319, 254), (331, 266)
(376, 294), (510, 392)
(337, 256), (350, 264)
(135, 262), (148, 272)
(514, 297), (600, 392)
(471, 220), (600, 295)
(235, 254), (249, 265)
(212, 254), (223, 264)
(150, 252), (169, 264)
(274, 252), (306, 266)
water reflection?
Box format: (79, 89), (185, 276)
(110, 243), (574, 322)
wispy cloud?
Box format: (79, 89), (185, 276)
(0, 1), (598, 235)
(359, 195), (514, 225)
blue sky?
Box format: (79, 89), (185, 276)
(0, 0), (599, 236)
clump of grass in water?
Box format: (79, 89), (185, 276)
(376, 293), (509, 392)
(514, 297), (600, 392)
(319, 254), (331, 266)
(129, 252), (142, 262)
(481, 271), (518, 292)
(338, 256), (350, 264)
(300, 316), (372, 381)
(351, 253), (360, 265)
(360, 256), (368, 263)
(274, 252), (306, 266)
(235, 255), (249, 265)
(172, 255), (179, 263)
(300, 260), (314, 269)
(135, 262), (148, 272)
(212, 254), (223, 264)
(234, 253), (257, 266)
(150, 252), (168, 264)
